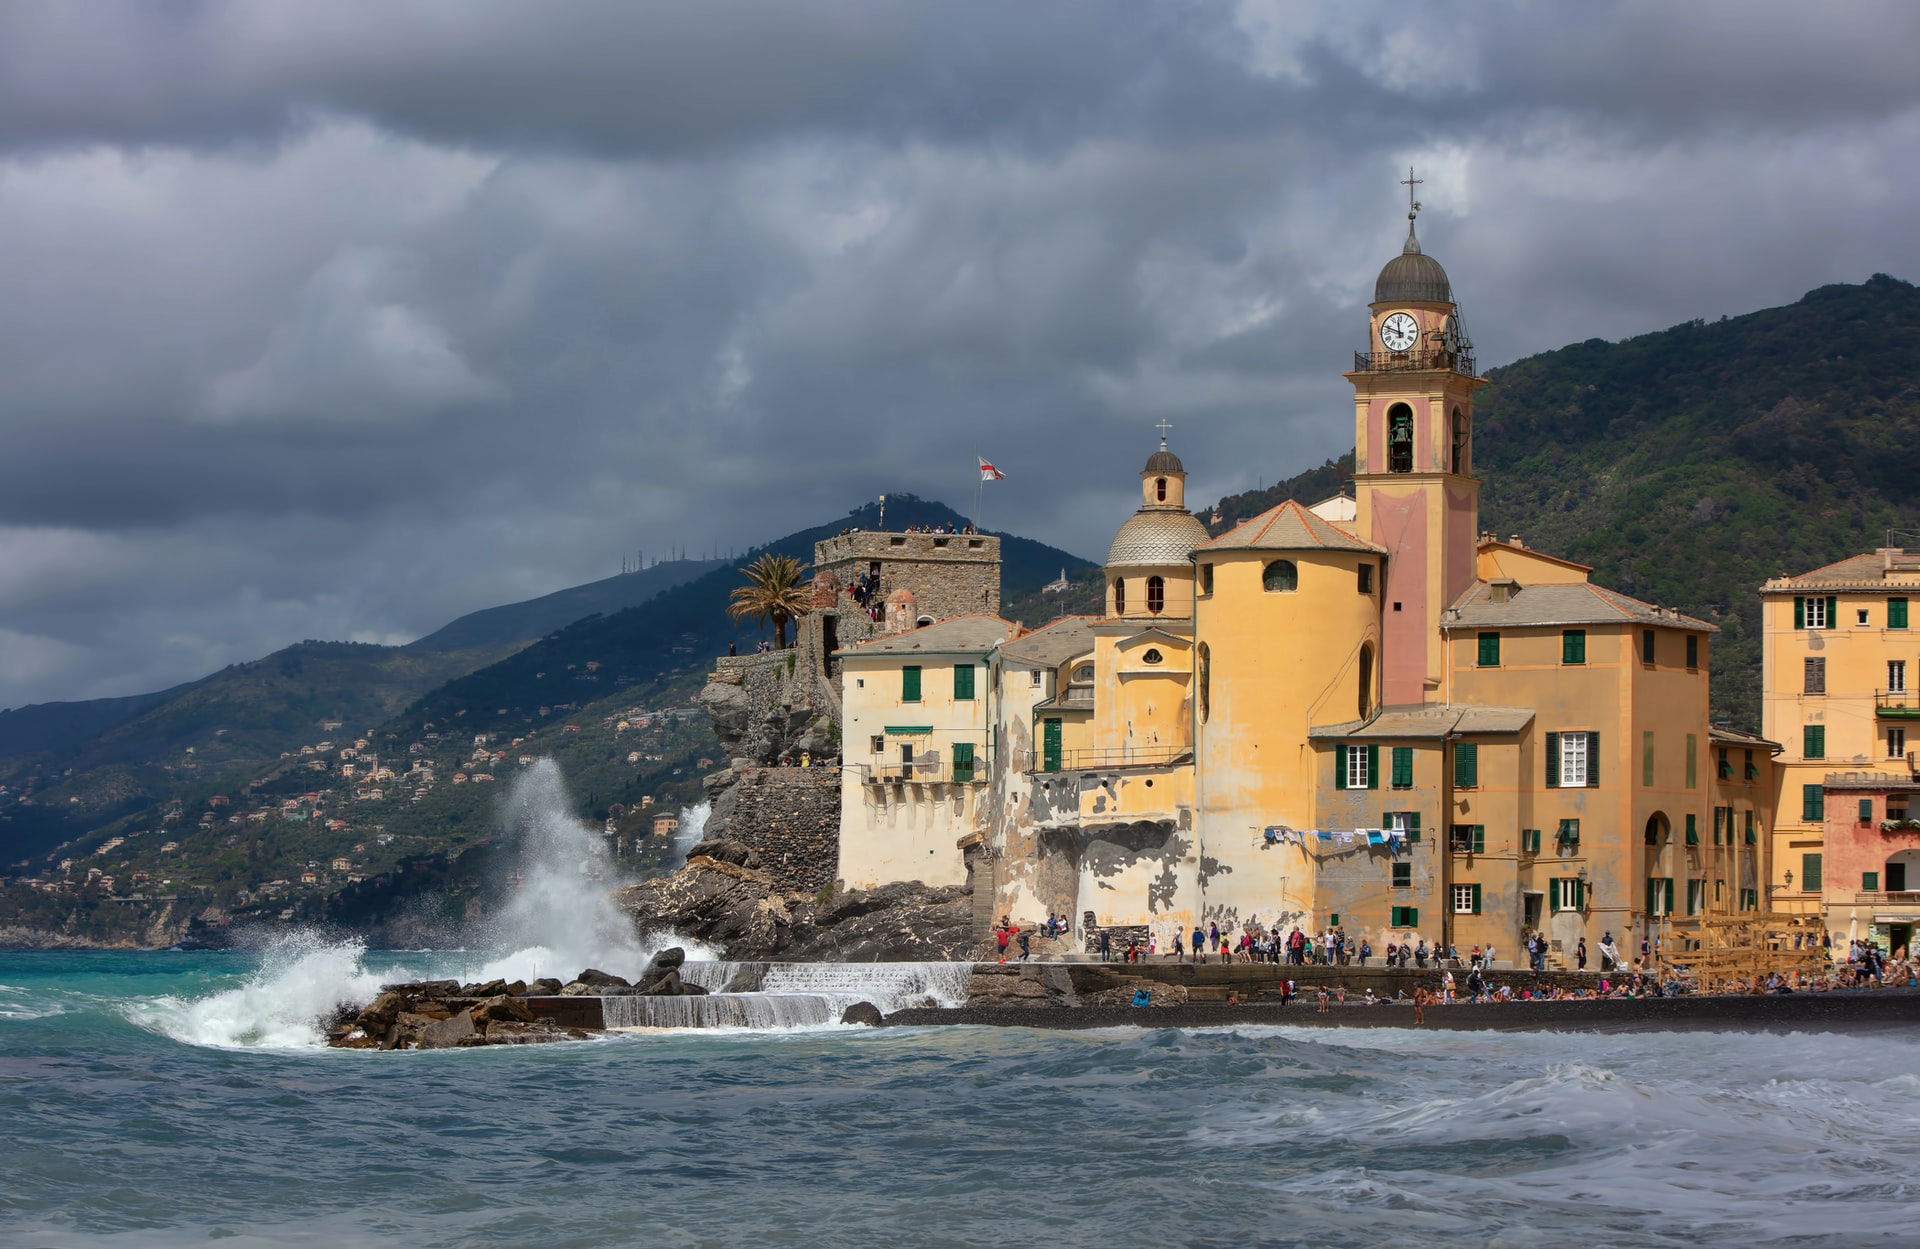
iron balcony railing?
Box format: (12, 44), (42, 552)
(1874, 690), (1920, 719)
(848, 760), (986, 785)
(1854, 890), (1920, 906)
(1352, 347), (1477, 377)
(1033, 744), (1192, 773)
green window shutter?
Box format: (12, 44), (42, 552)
(1892, 598), (1909, 630)
(1042, 718), (1062, 772)
(1408, 811), (1422, 842)
(1334, 746), (1347, 789)
(1392, 746), (1413, 788)
(902, 665), (922, 702)
(1477, 632), (1500, 666)
(1545, 731), (1561, 788)
(1470, 883), (1482, 915)
(1472, 825), (1485, 854)
(1801, 783), (1823, 821)
(952, 742), (974, 782)
(1562, 630), (1585, 664)
(1455, 743), (1478, 789)
(1802, 853), (1822, 892)
(1586, 732), (1600, 787)
(1804, 725), (1824, 760)
(1793, 596), (1805, 630)
(1575, 878), (1586, 910)
(953, 664), (975, 700)
(1744, 810), (1755, 844)
(1826, 596), (1838, 628)
(1366, 743), (1379, 790)
(1685, 814), (1697, 845)
(1859, 798), (1874, 822)
(1686, 733), (1697, 789)
(1864, 870), (1880, 891)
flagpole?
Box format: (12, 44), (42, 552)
(972, 453), (981, 533)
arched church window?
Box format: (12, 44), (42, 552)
(1113, 578), (1126, 615)
(1451, 408), (1469, 474)
(1155, 477), (1168, 502)
(1146, 575), (1166, 614)
(1196, 643), (1211, 723)
(1388, 404), (1414, 473)
(1263, 560), (1298, 593)
(1142, 648), (1164, 665)
(1358, 643), (1374, 719)
(1073, 664), (1095, 683)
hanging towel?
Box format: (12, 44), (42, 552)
(1366, 829), (1385, 846)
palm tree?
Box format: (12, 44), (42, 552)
(727, 553), (811, 649)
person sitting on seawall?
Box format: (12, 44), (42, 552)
(1414, 939), (1429, 969)
(1358, 939), (1372, 966)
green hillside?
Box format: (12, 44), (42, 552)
(408, 556), (726, 652)
(1205, 273), (1920, 729)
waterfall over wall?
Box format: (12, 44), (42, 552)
(604, 961), (975, 1029)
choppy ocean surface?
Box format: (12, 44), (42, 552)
(3, 948), (1918, 1249)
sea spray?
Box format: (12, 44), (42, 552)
(664, 799), (710, 869)
(129, 931), (402, 1049)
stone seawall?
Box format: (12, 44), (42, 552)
(720, 766), (841, 892)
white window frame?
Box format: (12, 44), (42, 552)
(1805, 597), (1829, 629)
(1559, 732), (1588, 788)
(1451, 883), (1476, 914)
(1890, 660), (1906, 694)
(1345, 745), (1369, 789)
(1550, 878), (1578, 912)
(1890, 727), (1907, 759)
(1386, 811), (1411, 833)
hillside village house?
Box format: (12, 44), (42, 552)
(820, 201), (1910, 967)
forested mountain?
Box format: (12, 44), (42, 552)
(408, 557), (726, 652)
(1205, 274), (1920, 729)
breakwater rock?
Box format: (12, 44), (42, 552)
(612, 840), (975, 961)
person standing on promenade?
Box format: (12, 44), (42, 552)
(1576, 937), (1588, 971)
(1193, 925), (1206, 963)
(1442, 968), (1456, 1003)
(1099, 928), (1112, 961)
(1018, 929), (1031, 961)
(996, 921), (1013, 964)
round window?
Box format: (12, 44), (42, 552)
(1263, 560), (1298, 592)
(1142, 648), (1164, 665)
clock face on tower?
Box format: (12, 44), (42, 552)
(1379, 312), (1419, 352)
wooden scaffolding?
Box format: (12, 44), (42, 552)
(1662, 912), (1832, 987)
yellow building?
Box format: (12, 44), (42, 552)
(1761, 551), (1920, 917)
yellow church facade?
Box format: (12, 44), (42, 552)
(832, 200), (1786, 968)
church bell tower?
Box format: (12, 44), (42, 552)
(1348, 170), (1486, 705)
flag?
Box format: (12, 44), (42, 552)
(978, 457), (1006, 482)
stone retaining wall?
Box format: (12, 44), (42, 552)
(722, 766), (842, 893)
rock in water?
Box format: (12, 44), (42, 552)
(840, 1002), (883, 1026)
(415, 1010), (478, 1050)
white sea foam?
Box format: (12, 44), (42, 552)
(128, 932), (400, 1049)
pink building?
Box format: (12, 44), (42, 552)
(1820, 771), (1920, 957)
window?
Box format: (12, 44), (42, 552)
(1562, 630), (1586, 665)
(1686, 733), (1698, 789)
(902, 666), (922, 703)
(1686, 879), (1705, 915)
(1042, 718), (1062, 772)
(1454, 742), (1478, 788)
(1891, 661), (1907, 694)
(1452, 883), (1482, 914)
(1717, 747), (1731, 781)
(1745, 749), (1759, 780)
(1386, 810), (1422, 841)
(1391, 746), (1413, 789)
(1801, 852), (1822, 892)
(1477, 632), (1500, 667)
(1388, 404), (1413, 473)
(1451, 408), (1469, 474)
(1557, 818), (1580, 847)
(1146, 575), (1165, 614)
(1891, 727), (1907, 758)
(1391, 863), (1411, 887)
(1389, 905), (1419, 927)
(951, 742), (975, 783)
(1335, 744), (1377, 790)
(1263, 560), (1298, 592)
(1712, 807), (1725, 844)
(1740, 888), (1758, 911)
(953, 664), (976, 700)
(1864, 870), (1880, 892)
(1551, 878), (1586, 912)
(1858, 609), (1871, 626)
(1744, 810), (1756, 844)
(870, 735), (885, 754)
(1358, 564), (1374, 594)
(1196, 642), (1210, 724)
(1141, 648), (1163, 665)
(1646, 877), (1674, 916)
(1155, 476), (1168, 503)
(1686, 635), (1699, 670)
(1358, 645), (1373, 719)
(1641, 628), (1656, 665)
(1859, 798), (1874, 823)
(1521, 827), (1542, 854)
(1450, 825), (1485, 854)
(1804, 657), (1826, 694)
(1891, 597), (1909, 630)
(1030, 669), (1043, 687)
(1801, 783), (1826, 822)
(1796, 596), (1833, 630)
(1685, 814), (1698, 845)
(1073, 664), (1094, 682)
(1113, 578), (1126, 614)
(1559, 732), (1587, 787)
(1642, 730), (1655, 786)
(1199, 563), (1214, 596)
(1804, 725), (1825, 760)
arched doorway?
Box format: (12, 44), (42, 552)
(1886, 847), (1920, 893)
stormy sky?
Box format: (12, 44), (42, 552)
(2, 1), (1918, 709)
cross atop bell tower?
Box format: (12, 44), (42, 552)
(1344, 177), (1485, 704)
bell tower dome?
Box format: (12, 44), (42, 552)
(1347, 169), (1486, 704)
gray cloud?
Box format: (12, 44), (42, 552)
(1, 0), (1918, 707)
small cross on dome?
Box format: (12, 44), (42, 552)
(1154, 419), (1173, 447)
(1400, 166), (1423, 221)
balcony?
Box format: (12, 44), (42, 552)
(1033, 744), (1192, 774)
(1352, 346), (1477, 378)
(848, 761), (986, 786)
(1874, 690), (1920, 719)
(1854, 890), (1920, 909)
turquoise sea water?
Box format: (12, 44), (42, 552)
(3, 946), (1919, 1249)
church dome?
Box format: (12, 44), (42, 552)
(1374, 226), (1451, 304)
(1106, 507), (1211, 569)
(1143, 445), (1185, 475)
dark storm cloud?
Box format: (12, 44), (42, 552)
(1, 0), (1919, 707)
